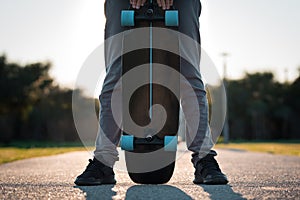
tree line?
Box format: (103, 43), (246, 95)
(0, 55), (94, 144)
(0, 54), (299, 144)
(224, 71), (300, 140)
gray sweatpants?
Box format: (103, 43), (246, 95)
(95, 0), (214, 167)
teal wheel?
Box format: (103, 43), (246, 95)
(164, 136), (177, 151)
(165, 11), (179, 27)
(121, 135), (134, 151)
(121, 10), (135, 27)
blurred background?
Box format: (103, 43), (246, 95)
(0, 0), (299, 147)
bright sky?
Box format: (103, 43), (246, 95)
(0, 0), (300, 87)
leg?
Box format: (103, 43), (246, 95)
(94, 0), (129, 167)
(74, 1), (129, 185)
(175, 0), (228, 184)
(174, 0), (214, 165)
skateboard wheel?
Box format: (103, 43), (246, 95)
(121, 135), (134, 151)
(164, 136), (177, 151)
(121, 10), (135, 27)
(165, 11), (179, 27)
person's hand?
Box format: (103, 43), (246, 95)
(157, 0), (173, 10)
(130, 0), (147, 9)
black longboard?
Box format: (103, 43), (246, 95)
(121, 1), (180, 184)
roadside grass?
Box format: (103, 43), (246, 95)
(0, 141), (97, 164)
(0, 147), (92, 164)
(216, 142), (300, 156)
(0, 141), (299, 164)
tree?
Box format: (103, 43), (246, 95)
(0, 54), (81, 143)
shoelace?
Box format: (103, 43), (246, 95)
(85, 159), (97, 170)
(86, 159), (108, 171)
(198, 156), (221, 173)
(85, 159), (113, 176)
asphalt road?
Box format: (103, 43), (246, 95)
(0, 147), (299, 200)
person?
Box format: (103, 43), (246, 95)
(75, 0), (228, 185)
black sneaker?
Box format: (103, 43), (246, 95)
(74, 158), (116, 186)
(193, 150), (228, 185)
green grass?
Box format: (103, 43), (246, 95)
(0, 141), (90, 148)
(216, 142), (300, 156)
(0, 140), (96, 164)
(0, 147), (91, 164)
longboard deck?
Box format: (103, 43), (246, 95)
(122, 12), (180, 184)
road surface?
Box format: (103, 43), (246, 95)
(0, 148), (299, 199)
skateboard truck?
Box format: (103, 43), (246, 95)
(120, 134), (177, 152)
(146, 8), (154, 17)
(121, 1), (179, 27)
(146, 135), (153, 142)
